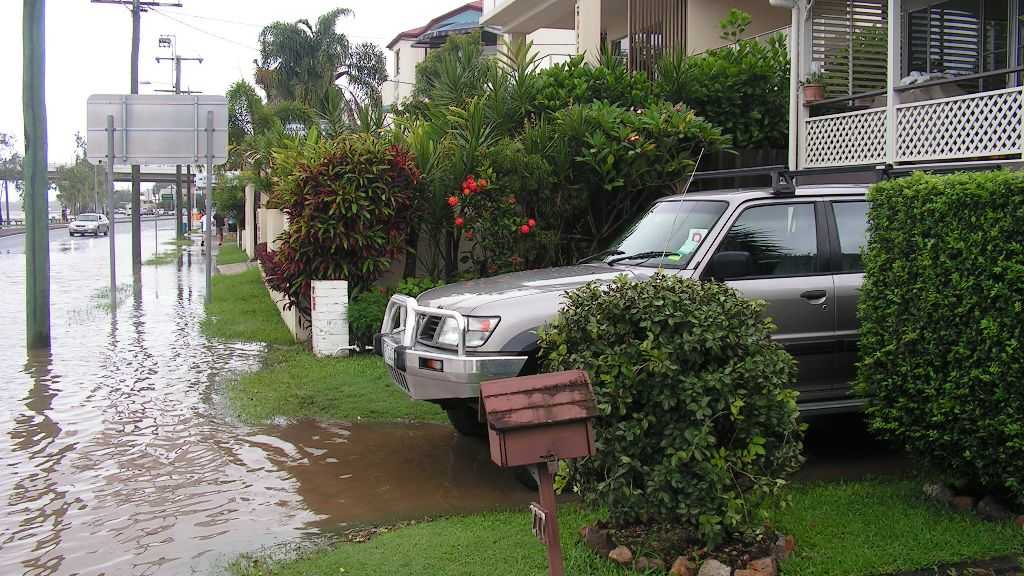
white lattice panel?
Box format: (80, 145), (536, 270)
(896, 87), (1024, 162)
(803, 108), (888, 168)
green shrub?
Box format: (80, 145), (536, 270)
(348, 289), (390, 350)
(857, 171), (1024, 505)
(261, 134), (420, 315)
(539, 274), (803, 545)
(656, 11), (789, 150)
(348, 278), (445, 349)
(396, 277), (444, 297)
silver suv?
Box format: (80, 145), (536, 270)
(377, 185), (870, 434)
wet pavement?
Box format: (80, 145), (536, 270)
(0, 224), (531, 576)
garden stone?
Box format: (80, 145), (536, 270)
(697, 559), (731, 576)
(669, 557), (695, 576)
(977, 496), (1013, 521)
(772, 534), (795, 563)
(923, 482), (954, 504)
(579, 525), (613, 556)
(951, 496), (976, 512)
(608, 545), (634, 566)
(747, 556), (777, 576)
(635, 556), (665, 572)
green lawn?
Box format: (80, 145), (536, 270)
(774, 480), (1022, 576)
(226, 479), (1021, 576)
(216, 243), (249, 265)
(202, 267), (294, 345)
(203, 264), (446, 424)
(228, 346), (446, 424)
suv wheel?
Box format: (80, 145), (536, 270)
(445, 403), (486, 437)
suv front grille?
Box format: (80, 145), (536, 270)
(417, 314), (443, 344)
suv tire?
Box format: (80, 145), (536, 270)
(445, 404), (486, 437)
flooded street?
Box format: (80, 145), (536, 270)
(0, 224), (531, 576)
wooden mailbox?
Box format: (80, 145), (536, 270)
(479, 369), (599, 576)
(479, 369), (598, 468)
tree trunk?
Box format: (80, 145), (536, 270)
(402, 226), (419, 278)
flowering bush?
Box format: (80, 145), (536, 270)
(449, 171), (539, 275)
(262, 134), (420, 315)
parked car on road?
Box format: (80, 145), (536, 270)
(69, 213), (110, 237)
(377, 185), (871, 434)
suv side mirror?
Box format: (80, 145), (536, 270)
(708, 251), (753, 281)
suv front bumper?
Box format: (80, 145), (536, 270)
(375, 295), (529, 401)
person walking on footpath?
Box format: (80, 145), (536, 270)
(214, 212), (225, 246)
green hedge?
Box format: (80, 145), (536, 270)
(857, 171), (1024, 504)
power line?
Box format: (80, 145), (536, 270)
(148, 7), (260, 51)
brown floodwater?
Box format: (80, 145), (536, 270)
(0, 224), (531, 576)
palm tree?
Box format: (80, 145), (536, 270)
(255, 8), (386, 124)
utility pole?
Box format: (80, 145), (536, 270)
(91, 0), (182, 279)
(155, 34), (201, 241)
(23, 0), (50, 348)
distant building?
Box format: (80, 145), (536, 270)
(381, 1), (576, 108)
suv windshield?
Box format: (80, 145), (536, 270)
(77, 214), (99, 221)
(590, 200), (728, 268)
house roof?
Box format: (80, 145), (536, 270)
(386, 1), (483, 49)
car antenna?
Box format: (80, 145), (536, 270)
(658, 147), (705, 274)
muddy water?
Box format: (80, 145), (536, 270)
(0, 224), (531, 576)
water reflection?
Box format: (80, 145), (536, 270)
(0, 226), (530, 575)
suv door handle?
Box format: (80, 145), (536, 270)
(800, 289), (827, 301)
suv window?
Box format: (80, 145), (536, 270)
(832, 201), (869, 272)
(715, 203), (818, 278)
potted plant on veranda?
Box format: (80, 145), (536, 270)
(802, 72), (826, 104)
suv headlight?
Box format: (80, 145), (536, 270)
(436, 316), (501, 348)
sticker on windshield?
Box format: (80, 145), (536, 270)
(676, 228), (709, 256)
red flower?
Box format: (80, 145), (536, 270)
(519, 224), (531, 235)
(454, 216), (465, 227)
(507, 195), (517, 205)
(467, 179), (478, 193)
(479, 178), (489, 189)
(462, 186), (471, 196)
(527, 218), (537, 228)
(464, 229), (474, 240)
(447, 196), (459, 207)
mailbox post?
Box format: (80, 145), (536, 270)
(479, 370), (599, 576)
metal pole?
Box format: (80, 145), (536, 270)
(130, 0), (142, 281)
(204, 110), (213, 304)
(23, 0), (50, 349)
(537, 462), (565, 576)
(174, 54), (183, 240)
(186, 164), (192, 231)
(106, 115), (116, 313)
(175, 165), (182, 238)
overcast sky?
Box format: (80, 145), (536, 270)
(0, 0), (469, 165)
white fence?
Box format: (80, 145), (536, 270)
(803, 86), (1024, 168)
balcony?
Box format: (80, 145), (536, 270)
(794, 0), (1024, 170)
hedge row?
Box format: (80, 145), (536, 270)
(858, 171), (1024, 504)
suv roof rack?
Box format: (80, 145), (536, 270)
(693, 161), (1014, 195)
(691, 164), (891, 196)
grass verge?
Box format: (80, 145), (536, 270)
(228, 346), (446, 424)
(203, 264), (446, 425)
(226, 479), (1022, 576)
(203, 267), (294, 345)
(216, 243), (248, 265)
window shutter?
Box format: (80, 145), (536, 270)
(812, 0), (889, 97)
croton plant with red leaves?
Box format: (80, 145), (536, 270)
(260, 135), (420, 316)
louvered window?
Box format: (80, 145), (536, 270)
(906, 0), (1011, 92)
(811, 0), (889, 98)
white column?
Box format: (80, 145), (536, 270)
(243, 183), (255, 257)
(788, 4), (802, 171)
(576, 0), (602, 65)
(311, 280), (350, 357)
(886, 0), (901, 165)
